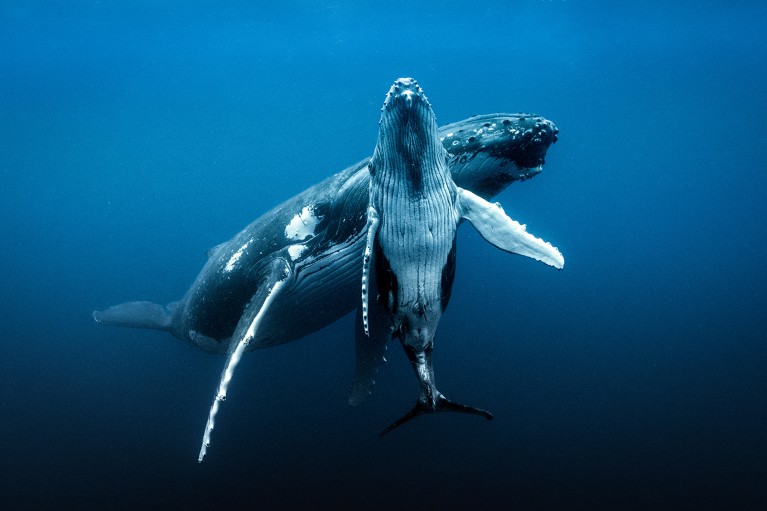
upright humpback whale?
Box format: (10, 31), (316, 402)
(362, 78), (564, 434)
(93, 110), (560, 461)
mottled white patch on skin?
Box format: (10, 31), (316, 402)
(225, 238), (252, 272)
(287, 244), (307, 260)
(285, 206), (320, 241)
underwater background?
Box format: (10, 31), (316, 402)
(2, 1), (766, 509)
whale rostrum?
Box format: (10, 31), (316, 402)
(362, 78), (563, 435)
(93, 104), (561, 461)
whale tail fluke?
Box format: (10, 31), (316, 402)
(93, 300), (177, 332)
(379, 395), (494, 437)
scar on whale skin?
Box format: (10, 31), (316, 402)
(224, 239), (252, 273)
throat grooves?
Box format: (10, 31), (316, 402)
(373, 112), (456, 313)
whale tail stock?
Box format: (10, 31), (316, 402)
(378, 341), (494, 437)
(92, 300), (178, 333)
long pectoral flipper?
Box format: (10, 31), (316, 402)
(457, 187), (565, 269)
(361, 206), (380, 337)
(198, 258), (291, 462)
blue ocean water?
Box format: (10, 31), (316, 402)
(2, 1), (766, 509)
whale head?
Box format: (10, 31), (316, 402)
(441, 113), (559, 199)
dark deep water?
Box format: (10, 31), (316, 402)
(2, 1), (766, 509)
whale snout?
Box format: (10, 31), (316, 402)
(391, 77), (420, 97)
(532, 118), (559, 147)
(383, 77), (431, 112)
(504, 115), (560, 169)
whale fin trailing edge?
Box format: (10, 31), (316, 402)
(198, 258), (291, 463)
(457, 187), (565, 270)
(92, 301), (176, 332)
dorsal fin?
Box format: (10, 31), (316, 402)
(206, 242), (227, 259)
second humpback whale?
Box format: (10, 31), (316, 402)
(93, 105), (560, 461)
(362, 78), (564, 435)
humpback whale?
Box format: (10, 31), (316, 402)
(93, 108), (560, 461)
(361, 78), (563, 434)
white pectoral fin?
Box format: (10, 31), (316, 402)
(198, 258), (291, 463)
(457, 187), (564, 269)
(361, 206), (380, 337)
